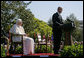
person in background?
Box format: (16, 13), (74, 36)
(43, 35), (46, 42)
(37, 33), (41, 42)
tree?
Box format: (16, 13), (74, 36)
(29, 18), (52, 38)
(66, 13), (83, 41)
(1, 1), (34, 38)
(47, 17), (53, 27)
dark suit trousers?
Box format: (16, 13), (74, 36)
(53, 28), (62, 54)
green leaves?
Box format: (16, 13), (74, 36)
(35, 45), (53, 53)
(60, 44), (83, 57)
(29, 18), (52, 39)
(1, 1), (34, 37)
(1, 45), (6, 57)
(15, 45), (23, 54)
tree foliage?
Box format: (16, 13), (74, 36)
(1, 1), (34, 37)
(47, 17), (53, 27)
(66, 14), (82, 41)
(29, 18), (52, 38)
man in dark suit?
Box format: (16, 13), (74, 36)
(52, 7), (63, 54)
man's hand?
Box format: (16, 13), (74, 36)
(60, 24), (63, 27)
(23, 34), (29, 36)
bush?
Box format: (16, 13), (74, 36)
(35, 45), (53, 53)
(9, 45), (53, 54)
(1, 45), (6, 57)
(9, 45), (23, 54)
(60, 44), (83, 57)
(15, 45), (23, 54)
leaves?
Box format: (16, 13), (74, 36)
(1, 45), (6, 57)
(30, 18), (52, 37)
(1, 1), (34, 37)
(60, 44), (83, 57)
(35, 45), (53, 53)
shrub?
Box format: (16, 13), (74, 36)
(9, 45), (53, 54)
(60, 44), (83, 57)
(15, 45), (23, 54)
(35, 45), (53, 53)
(1, 45), (6, 57)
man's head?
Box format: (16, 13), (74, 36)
(16, 19), (22, 26)
(57, 7), (63, 14)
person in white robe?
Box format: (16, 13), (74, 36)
(10, 19), (34, 55)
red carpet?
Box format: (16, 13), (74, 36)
(8, 53), (60, 56)
(31, 53), (60, 56)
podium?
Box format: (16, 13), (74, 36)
(61, 19), (76, 45)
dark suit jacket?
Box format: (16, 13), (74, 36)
(52, 12), (63, 30)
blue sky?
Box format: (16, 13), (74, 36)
(26, 1), (83, 22)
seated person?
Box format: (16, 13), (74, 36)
(37, 33), (41, 42)
(10, 19), (34, 55)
